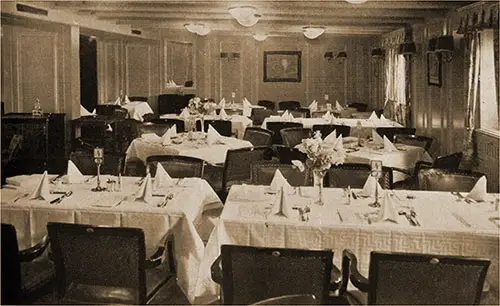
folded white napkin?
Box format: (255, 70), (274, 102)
(309, 100), (318, 112)
(372, 130), (384, 145)
(383, 135), (398, 153)
(289, 112), (295, 120)
(380, 114), (389, 122)
(243, 97), (251, 105)
(272, 186), (293, 218)
(219, 108), (230, 120)
(161, 128), (172, 145)
(269, 169), (293, 194)
(376, 191), (399, 223)
(169, 124), (177, 136)
(114, 97), (121, 105)
(322, 111), (332, 121)
(80, 105), (95, 116)
(368, 111), (379, 121)
(335, 100), (344, 112)
(29, 171), (50, 200)
(242, 98), (252, 117)
(135, 173), (153, 203)
(66, 160), (85, 184)
(107, 124), (113, 132)
(281, 110), (290, 120)
(171, 80), (177, 86)
(468, 176), (487, 201)
(123, 95), (131, 104)
(179, 107), (190, 119)
(207, 124), (222, 146)
(141, 133), (162, 143)
(333, 135), (345, 155)
(361, 175), (383, 198)
(219, 98), (226, 108)
(324, 129), (337, 144)
(154, 163), (174, 190)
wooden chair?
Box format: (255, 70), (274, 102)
(417, 168), (485, 192)
(280, 127), (312, 147)
(251, 109), (275, 126)
(251, 161), (312, 186)
(328, 163), (393, 189)
(375, 127), (416, 142)
(253, 294), (318, 305)
(69, 151), (124, 176)
(146, 155), (205, 178)
(95, 104), (121, 117)
(275, 145), (307, 164)
(113, 118), (140, 154)
(111, 107), (128, 119)
(348, 103), (368, 112)
(123, 158), (147, 177)
(211, 245), (341, 305)
(312, 124), (351, 138)
(341, 249), (490, 305)
(142, 113), (159, 122)
(1, 223), (54, 305)
(1, 134), (23, 184)
(129, 96), (148, 102)
(47, 222), (173, 305)
(266, 122), (303, 145)
(222, 147), (273, 194)
(138, 121), (171, 137)
(290, 108), (311, 118)
(151, 118), (185, 133)
(394, 134), (433, 152)
(243, 127), (274, 147)
(278, 101), (302, 111)
(196, 119), (232, 136)
(257, 100), (276, 110)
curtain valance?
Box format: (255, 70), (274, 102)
(381, 28), (405, 48)
(457, 2), (499, 34)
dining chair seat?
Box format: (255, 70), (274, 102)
(417, 168), (485, 192)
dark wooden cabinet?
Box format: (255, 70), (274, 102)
(1, 113), (66, 174)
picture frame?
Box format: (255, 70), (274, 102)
(427, 52), (441, 87)
(264, 51), (301, 82)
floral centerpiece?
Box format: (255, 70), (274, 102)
(187, 97), (218, 133)
(293, 131), (345, 205)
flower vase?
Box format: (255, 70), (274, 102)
(200, 115), (205, 135)
(312, 170), (326, 206)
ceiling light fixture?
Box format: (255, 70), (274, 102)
(253, 33), (268, 41)
(229, 5), (261, 27)
(184, 23), (211, 36)
(302, 26), (325, 39)
(345, 0), (368, 4)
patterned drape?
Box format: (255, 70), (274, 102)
(383, 47), (407, 126)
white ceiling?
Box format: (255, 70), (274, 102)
(45, 0), (476, 36)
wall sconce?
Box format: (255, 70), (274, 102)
(435, 35), (454, 62)
(253, 33), (268, 41)
(303, 26), (326, 39)
(325, 51), (347, 64)
(229, 5), (261, 27)
(427, 37), (437, 53)
(220, 52), (240, 60)
(324, 52), (334, 60)
(371, 48), (384, 59)
(398, 26), (416, 59)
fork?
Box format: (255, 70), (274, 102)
(13, 192), (30, 203)
(451, 192), (472, 204)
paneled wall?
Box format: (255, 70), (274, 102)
(165, 31), (378, 107)
(475, 130), (499, 193)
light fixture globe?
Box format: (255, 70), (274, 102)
(302, 26), (325, 39)
(184, 23), (211, 36)
(253, 33), (268, 41)
(229, 5), (261, 27)
(345, 0), (368, 3)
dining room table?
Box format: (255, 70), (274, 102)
(121, 101), (154, 121)
(1, 173), (223, 296)
(125, 131), (253, 165)
(189, 184), (500, 304)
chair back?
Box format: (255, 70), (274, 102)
(375, 127), (416, 142)
(114, 119), (140, 153)
(69, 151), (123, 176)
(157, 94), (178, 114)
(253, 294), (317, 305)
(47, 222), (147, 304)
(257, 100), (276, 110)
(251, 161), (312, 186)
(123, 159), (147, 177)
(96, 105), (121, 117)
(78, 119), (110, 148)
(348, 103), (368, 112)
(142, 113), (159, 122)
(243, 127), (274, 147)
(312, 124), (351, 138)
(111, 107), (128, 119)
(394, 134), (433, 151)
(276, 145), (307, 164)
(280, 127), (312, 147)
(146, 155), (204, 178)
(223, 146), (273, 191)
(290, 108), (310, 118)
(433, 152), (463, 169)
(251, 109), (275, 126)
(197, 119), (232, 136)
(417, 168), (484, 192)
(266, 122), (303, 145)
(150, 118), (185, 133)
(328, 163), (393, 189)
(1, 224), (22, 304)
(5, 134), (23, 162)
(214, 245), (333, 305)
(278, 101), (301, 110)
(138, 122), (171, 137)
(128, 96), (148, 102)
(184, 80), (194, 87)
(367, 251), (490, 305)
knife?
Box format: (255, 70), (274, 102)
(50, 191), (73, 204)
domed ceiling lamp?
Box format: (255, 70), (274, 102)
(229, 5), (261, 27)
(184, 23), (211, 36)
(253, 33), (268, 41)
(302, 26), (326, 39)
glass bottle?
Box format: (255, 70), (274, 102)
(32, 98), (43, 117)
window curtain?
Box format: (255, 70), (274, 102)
(384, 47), (407, 126)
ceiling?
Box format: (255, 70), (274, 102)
(45, 0), (476, 36)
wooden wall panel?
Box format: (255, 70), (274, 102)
(97, 40), (121, 103)
(475, 131), (499, 193)
(164, 40), (193, 86)
(125, 43), (152, 97)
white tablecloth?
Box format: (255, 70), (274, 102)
(262, 117), (402, 139)
(126, 133), (253, 165)
(160, 114), (252, 139)
(1, 174), (222, 298)
(191, 185), (500, 304)
(122, 101), (154, 121)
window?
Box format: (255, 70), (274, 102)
(479, 29), (499, 132)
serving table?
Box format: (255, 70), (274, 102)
(191, 185), (499, 304)
(126, 132), (253, 165)
(1, 174), (222, 297)
(121, 101), (154, 122)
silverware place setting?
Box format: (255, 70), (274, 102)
(50, 191), (73, 205)
(157, 193), (174, 208)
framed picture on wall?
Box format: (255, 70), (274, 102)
(427, 52), (441, 87)
(264, 51), (301, 82)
